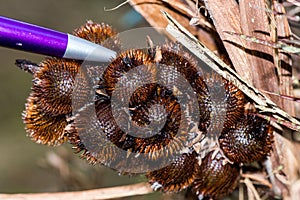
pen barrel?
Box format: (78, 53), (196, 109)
(0, 16), (67, 57)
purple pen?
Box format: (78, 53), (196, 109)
(0, 16), (116, 62)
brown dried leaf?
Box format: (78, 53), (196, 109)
(128, 0), (220, 52)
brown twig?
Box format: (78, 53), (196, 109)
(0, 182), (153, 200)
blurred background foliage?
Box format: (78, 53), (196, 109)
(0, 1), (175, 199)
